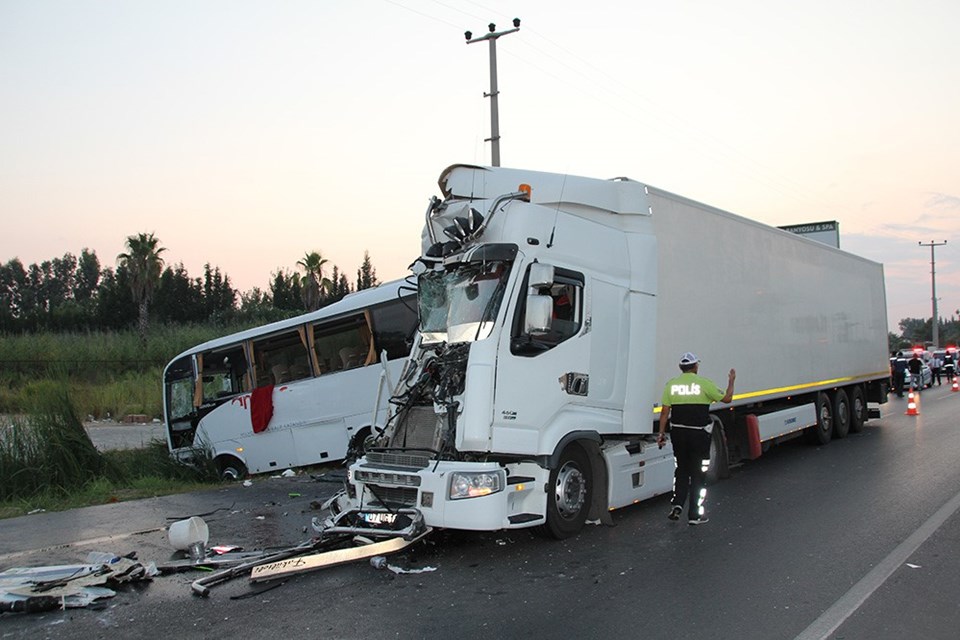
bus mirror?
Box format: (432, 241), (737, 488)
(528, 263), (554, 289)
(525, 295), (553, 334)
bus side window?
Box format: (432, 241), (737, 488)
(254, 330), (312, 385)
(199, 346), (248, 401)
(312, 315), (368, 374)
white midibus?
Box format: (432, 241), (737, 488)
(162, 279), (418, 478)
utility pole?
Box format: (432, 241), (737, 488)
(919, 240), (947, 347)
(465, 18), (520, 167)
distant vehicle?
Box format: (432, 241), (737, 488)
(162, 280), (418, 479)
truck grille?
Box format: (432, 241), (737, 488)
(365, 452), (431, 469)
(389, 406), (443, 451)
(363, 484), (418, 508)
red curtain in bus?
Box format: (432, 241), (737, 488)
(250, 384), (274, 433)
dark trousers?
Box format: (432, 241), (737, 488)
(670, 426), (712, 521)
(933, 367), (942, 385)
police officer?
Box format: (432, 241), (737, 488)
(891, 352), (907, 397)
(944, 351), (957, 382)
(657, 352), (735, 526)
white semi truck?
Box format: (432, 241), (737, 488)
(323, 164), (890, 540)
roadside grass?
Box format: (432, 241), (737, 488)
(0, 322), (254, 420)
(0, 389), (220, 519)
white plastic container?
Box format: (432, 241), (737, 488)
(168, 516), (209, 550)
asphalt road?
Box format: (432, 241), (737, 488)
(4, 387), (960, 639)
(83, 421), (166, 451)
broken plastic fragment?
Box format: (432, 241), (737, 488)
(210, 545), (242, 555)
(85, 551), (120, 565)
(387, 564), (437, 575)
(242, 480), (253, 487)
(281, 469), (296, 477)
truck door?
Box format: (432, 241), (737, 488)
(491, 265), (590, 455)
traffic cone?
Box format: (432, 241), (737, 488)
(905, 391), (919, 416)
(952, 377), (959, 393)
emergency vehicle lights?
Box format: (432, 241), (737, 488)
(449, 470), (505, 500)
(518, 183), (532, 200)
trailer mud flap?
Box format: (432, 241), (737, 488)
(249, 528), (432, 582)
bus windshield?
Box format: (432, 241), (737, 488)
(418, 260), (511, 344)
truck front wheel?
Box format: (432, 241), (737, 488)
(540, 444), (592, 540)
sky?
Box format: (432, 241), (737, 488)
(1, 0), (958, 334)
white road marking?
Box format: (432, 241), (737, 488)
(795, 488), (960, 640)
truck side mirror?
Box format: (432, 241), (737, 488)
(524, 295), (553, 334)
(528, 263), (555, 289)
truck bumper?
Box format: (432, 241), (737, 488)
(344, 458), (550, 531)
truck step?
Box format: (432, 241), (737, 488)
(507, 513), (542, 524)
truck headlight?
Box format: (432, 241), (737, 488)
(449, 470), (505, 500)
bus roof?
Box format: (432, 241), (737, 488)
(165, 278), (415, 365)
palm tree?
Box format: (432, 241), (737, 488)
(297, 251), (333, 311)
(117, 232), (166, 345)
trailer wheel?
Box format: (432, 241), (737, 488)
(832, 389), (850, 439)
(706, 415), (730, 484)
(216, 455), (247, 481)
(540, 444), (592, 540)
(805, 392), (834, 445)
(849, 386), (867, 433)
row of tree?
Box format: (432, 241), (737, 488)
(0, 232), (380, 340)
(891, 316), (960, 352)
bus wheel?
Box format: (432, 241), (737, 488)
(540, 444), (592, 540)
(805, 392), (834, 445)
(347, 427), (372, 460)
(833, 389), (850, 439)
(216, 455), (247, 481)
(849, 386), (867, 433)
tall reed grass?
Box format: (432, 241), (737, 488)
(0, 322), (254, 419)
(0, 385), (116, 500)
(0, 385), (218, 507)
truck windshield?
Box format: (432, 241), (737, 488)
(419, 261), (510, 344)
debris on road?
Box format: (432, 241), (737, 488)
(249, 528), (432, 583)
(0, 555), (158, 614)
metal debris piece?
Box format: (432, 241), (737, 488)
(190, 539), (335, 597)
(0, 557), (157, 614)
(249, 528), (432, 583)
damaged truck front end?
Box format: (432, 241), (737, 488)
(319, 184), (556, 537)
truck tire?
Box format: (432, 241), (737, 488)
(706, 415), (730, 484)
(540, 444), (592, 540)
(832, 389), (850, 439)
(849, 385), (867, 433)
(805, 392), (833, 445)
